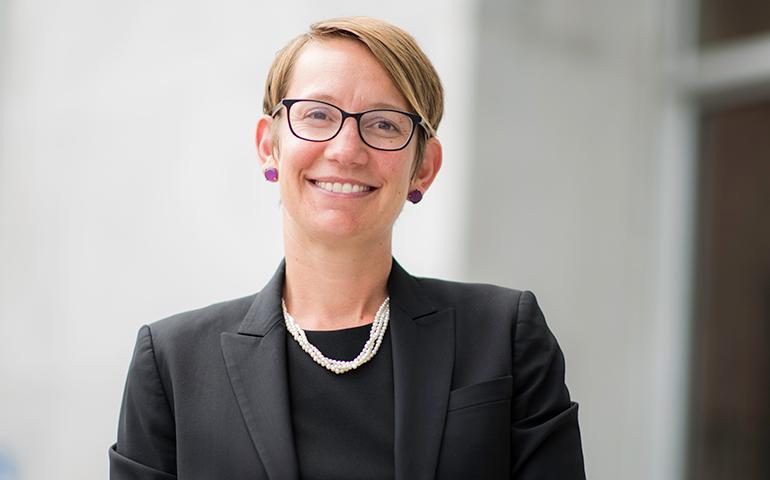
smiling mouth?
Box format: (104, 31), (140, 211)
(312, 180), (375, 194)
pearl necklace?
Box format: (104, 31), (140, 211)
(282, 297), (390, 375)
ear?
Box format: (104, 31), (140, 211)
(411, 136), (442, 194)
(256, 114), (276, 168)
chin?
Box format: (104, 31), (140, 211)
(295, 211), (360, 236)
(309, 214), (393, 244)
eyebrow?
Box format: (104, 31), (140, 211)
(298, 93), (408, 112)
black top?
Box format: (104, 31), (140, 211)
(286, 322), (394, 480)
(111, 259), (586, 479)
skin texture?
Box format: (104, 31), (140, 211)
(256, 37), (442, 331)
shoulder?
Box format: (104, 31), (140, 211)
(411, 276), (555, 382)
(412, 275), (550, 343)
(144, 294), (256, 355)
(413, 275), (538, 318)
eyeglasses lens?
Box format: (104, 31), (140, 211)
(287, 100), (414, 151)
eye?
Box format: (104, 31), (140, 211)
(363, 114), (405, 137)
(291, 102), (340, 125)
(373, 120), (398, 132)
(306, 109), (330, 121)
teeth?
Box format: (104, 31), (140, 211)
(314, 181), (371, 194)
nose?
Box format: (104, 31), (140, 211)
(323, 117), (368, 166)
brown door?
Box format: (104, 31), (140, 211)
(689, 98), (770, 480)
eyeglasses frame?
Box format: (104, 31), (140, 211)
(271, 98), (433, 152)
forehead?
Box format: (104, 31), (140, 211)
(285, 37), (409, 110)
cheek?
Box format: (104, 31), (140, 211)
(378, 161), (414, 207)
(387, 151), (418, 188)
(277, 136), (319, 172)
(377, 160), (408, 186)
(272, 122), (313, 166)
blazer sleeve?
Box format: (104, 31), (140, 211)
(511, 291), (586, 479)
(109, 325), (178, 480)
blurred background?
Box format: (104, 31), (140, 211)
(1, 0), (768, 478)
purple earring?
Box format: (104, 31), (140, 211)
(407, 189), (423, 204)
(264, 167), (278, 182)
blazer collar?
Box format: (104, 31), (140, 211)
(237, 259), (286, 336)
(221, 258), (455, 480)
(220, 259), (298, 479)
(387, 258), (439, 320)
(235, 258), (438, 335)
(387, 260), (455, 479)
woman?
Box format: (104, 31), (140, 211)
(110, 17), (585, 479)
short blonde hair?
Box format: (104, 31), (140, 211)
(262, 17), (444, 172)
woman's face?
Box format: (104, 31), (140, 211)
(258, 37), (440, 247)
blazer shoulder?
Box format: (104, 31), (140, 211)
(146, 294), (256, 349)
(414, 275), (527, 312)
(412, 276), (549, 335)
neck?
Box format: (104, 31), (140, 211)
(282, 224), (392, 331)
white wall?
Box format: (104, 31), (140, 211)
(0, 1), (473, 478)
(466, 1), (689, 479)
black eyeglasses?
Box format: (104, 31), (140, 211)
(271, 98), (432, 152)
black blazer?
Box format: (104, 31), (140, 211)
(110, 259), (585, 479)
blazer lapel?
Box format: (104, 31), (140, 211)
(220, 258), (455, 480)
(388, 260), (456, 480)
(220, 261), (299, 480)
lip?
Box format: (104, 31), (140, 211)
(306, 178), (378, 197)
(308, 176), (378, 188)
